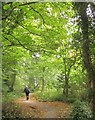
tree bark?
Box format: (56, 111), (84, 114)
(41, 67), (45, 92)
(65, 75), (68, 97)
(76, 2), (95, 118)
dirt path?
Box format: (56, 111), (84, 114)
(15, 93), (72, 118)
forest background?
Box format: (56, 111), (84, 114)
(1, 1), (95, 119)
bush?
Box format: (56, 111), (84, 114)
(2, 90), (24, 102)
(2, 102), (21, 119)
(35, 89), (76, 102)
(69, 100), (92, 120)
(35, 89), (64, 101)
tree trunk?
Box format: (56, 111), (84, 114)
(63, 57), (68, 97)
(92, 77), (95, 119)
(63, 57), (69, 97)
(41, 78), (44, 92)
(63, 45), (76, 96)
(41, 67), (45, 92)
(65, 75), (68, 97)
(76, 2), (95, 118)
(9, 69), (16, 92)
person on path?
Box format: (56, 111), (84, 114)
(24, 85), (30, 100)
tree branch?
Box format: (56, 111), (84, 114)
(2, 7), (14, 20)
(3, 34), (56, 55)
(19, 2), (37, 7)
(2, 35), (29, 48)
(8, 34), (55, 55)
(17, 22), (41, 36)
(2, 2), (37, 20)
(9, 34), (34, 52)
(29, 5), (47, 28)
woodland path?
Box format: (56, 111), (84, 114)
(15, 93), (72, 118)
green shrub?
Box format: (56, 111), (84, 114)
(35, 89), (63, 101)
(2, 102), (20, 119)
(69, 100), (92, 120)
(2, 90), (24, 102)
(35, 89), (76, 102)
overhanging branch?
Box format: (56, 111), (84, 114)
(9, 34), (34, 52)
(2, 2), (37, 20)
(29, 5), (47, 28)
(8, 34), (56, 55)
(17, 22), (41, 37)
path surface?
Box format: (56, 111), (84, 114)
(15, 93), (72, 118)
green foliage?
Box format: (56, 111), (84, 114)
(2, 91), (24, 102)
(2, 3), (94, 112)
(35, 88), (76, 102)
(2, 102), (20, 119)
(35, 89), (62, 102)
(69, 100), (92, 119)
(2, 102), (34, 119)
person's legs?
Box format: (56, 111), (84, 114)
(26, 93), (29, 100)
(26, 95), (29, 100)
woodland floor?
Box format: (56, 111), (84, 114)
(2, 93), (72, 119)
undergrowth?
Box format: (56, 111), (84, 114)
(2, 90), (24, 102)
(2, 102), (21, 119)
(69, 100), (92, 120)
(35, 89), (76, 102)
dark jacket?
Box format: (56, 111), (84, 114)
(24, 87), (30, 94)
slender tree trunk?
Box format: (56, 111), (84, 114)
(63, 57), (67, 96)
(63, 57), (69, 97)
(63, 56), (76, 97)
(65, 75), (68, 97)
(41, 78), (44, 92)
(8, 58), (17, 92)
(41, 67), (45, 92)
(9, 69), (16, 92)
